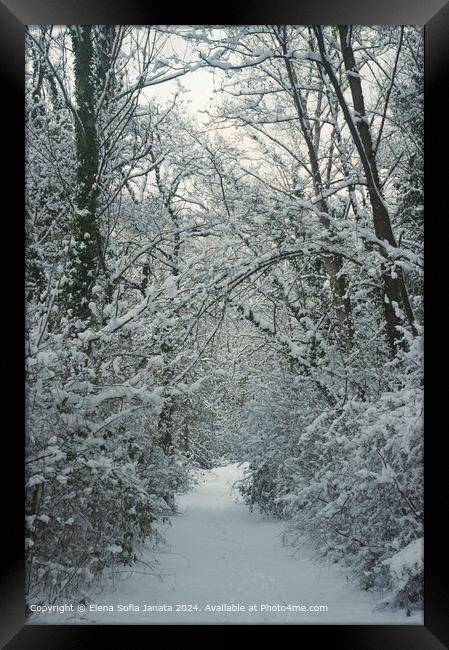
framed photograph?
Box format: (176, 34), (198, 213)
(1, 0), (447, 647)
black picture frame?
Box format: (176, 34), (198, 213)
(2, 1), (448, 647)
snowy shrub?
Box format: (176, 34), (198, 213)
(240, 335), (423, 610)
(382, 537), (423, 610)
(25, 325), (190, 606)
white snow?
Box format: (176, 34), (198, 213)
(163, 275), (178, 298)
(386, 538), (423, 591)
(31, 464), (423, 625)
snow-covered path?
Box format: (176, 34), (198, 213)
(36, 464), (422, 624)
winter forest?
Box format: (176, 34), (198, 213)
(25, 25), (423, 624)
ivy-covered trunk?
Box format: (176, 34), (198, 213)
(66, 25), (102, 321)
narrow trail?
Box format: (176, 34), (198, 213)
(39, 464), (421, 624)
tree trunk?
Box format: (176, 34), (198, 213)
(315, 26), (416, 354)
(67, 25), (102, 321)
(278, 29), (354, 353)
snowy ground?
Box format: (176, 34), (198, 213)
(30, 464), (423, 625)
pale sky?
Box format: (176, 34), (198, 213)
(143, 66), (220, 125)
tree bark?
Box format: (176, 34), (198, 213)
(314, 26), (417, 354)
(67, 26), (102, 321)
(276, 28), (354, 353)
